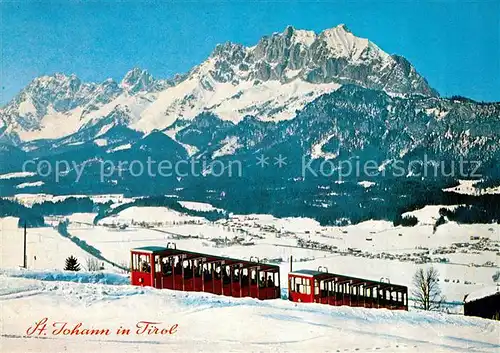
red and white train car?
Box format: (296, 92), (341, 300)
(288, 267), (408, 310)
(130, 244), (281, 300)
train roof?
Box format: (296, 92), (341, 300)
(290, 268), (407, 291)
(132, 246), (168, 253)
(290, 269), (325, 277)
(131, 246), (280, 272)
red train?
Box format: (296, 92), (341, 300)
(130, 245), (408, 311)
(130, 244), (280, 300)
(288, 267), (408, 310)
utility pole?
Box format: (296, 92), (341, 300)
(23, 221), (27, 269)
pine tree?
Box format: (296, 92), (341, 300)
(64, 255), (81, 271)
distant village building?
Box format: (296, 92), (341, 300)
(464, 285), (500, 320)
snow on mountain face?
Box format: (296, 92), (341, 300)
(0, 68), (164, 142)
(199, 24), (434, 93)
(134, 74), (341, 131)
(134, 24), (436, 131)
(120, 68), (170, 94)
(1, 24), (437, 143)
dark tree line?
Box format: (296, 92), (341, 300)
(0, 197), (95, 228)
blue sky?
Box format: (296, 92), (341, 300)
(1, 0), (499, 104)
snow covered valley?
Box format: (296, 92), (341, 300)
(1, 203), (499, 352)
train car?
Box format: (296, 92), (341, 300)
(130, 243), (281, 300)
(288, 267), (408, 310)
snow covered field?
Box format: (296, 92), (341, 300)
(1, 205), (499, 303)
(1, 203), (499, 352)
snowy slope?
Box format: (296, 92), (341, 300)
(98, 206), (206, 225)
(1, 273), (499, 353)
(178, 201), (224, 212)
(134, 70), (340, 131)
(0, 217), (101, 270)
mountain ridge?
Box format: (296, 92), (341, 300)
(1, 24), (437, 145)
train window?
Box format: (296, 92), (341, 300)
(133, 254), (150, 273)
(163, 257), (174, 275)
(295, 277), (302, 285)
(132, 254), (139, 271)
(132, 254), (141, 271)
(155, 255), (161, 273)
(305, 285), (311, 295)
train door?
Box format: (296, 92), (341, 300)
(316, 280), (331, 304)
(288, 275), (313, 303)
(155, 255), (174, 289)
(130, 252), (153, 287)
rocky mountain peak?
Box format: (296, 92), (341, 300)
(1, 24), (441, 145)
(203, 24), (437, 96)
(120, 67), (160, 94)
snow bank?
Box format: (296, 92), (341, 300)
(1, 272), (499, 353)
(1, 269), (129, 285)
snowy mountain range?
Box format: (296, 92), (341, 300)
(0, 24), (436, 145)
(1, 24), (499, 223)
